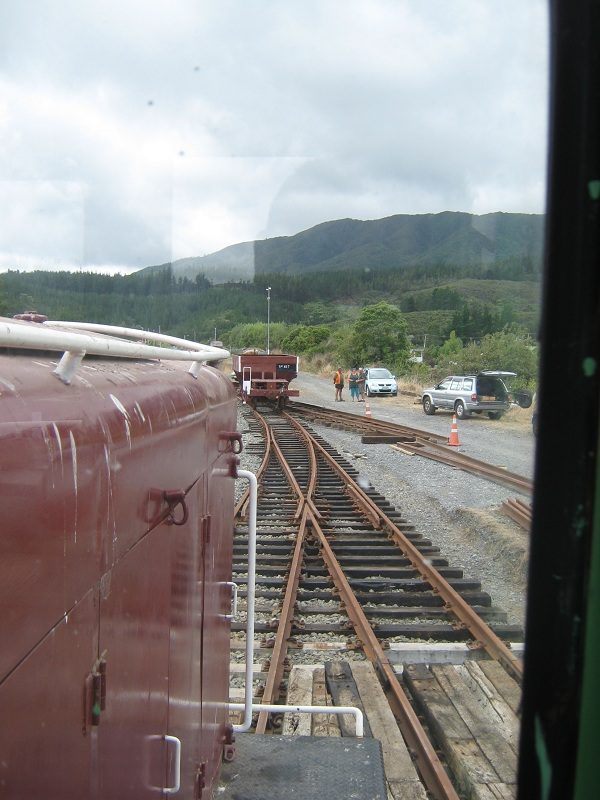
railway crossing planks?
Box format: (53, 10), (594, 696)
(349, 661), (428, 800)
(403, 663), (518, 799)
(311, 667), (341, 737)
(457, 662), (520, 752)
(231, 656), (520, 798)
(325, 660), (372, 738)
(283, 665), (314, 735)
(283, 661), (427, 799)
(476, 659), (521, 715)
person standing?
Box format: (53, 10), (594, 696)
(334, 367), (345, 401)
(348, 366), (360, 401)
(357, 366), (366, 401)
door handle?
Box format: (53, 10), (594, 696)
(223, 581), (238, 621)
(163, 735), (181, 795)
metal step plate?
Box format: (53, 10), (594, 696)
(216, 734), (387, 799)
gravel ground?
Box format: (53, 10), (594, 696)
(236, 372), (533, 629)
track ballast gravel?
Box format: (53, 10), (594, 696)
(236, 371), (533, 628)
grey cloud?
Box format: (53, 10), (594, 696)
(0, 0), (548, 272)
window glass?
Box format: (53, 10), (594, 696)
(369, 369), (392, 379)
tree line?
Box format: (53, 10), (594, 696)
(0, 259), (540, 386)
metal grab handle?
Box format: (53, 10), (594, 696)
(163, 735), (181, 795)
(224, 581), (238, 620)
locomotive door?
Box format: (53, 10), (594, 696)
(164, 414), (236, 795)
(0, 589), (99, 800)
(165, 478), (206, 798)
(96, 527), (172, 799)
(200, 459), (236, 790)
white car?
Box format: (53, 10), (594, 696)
(364, 368), (398, 397)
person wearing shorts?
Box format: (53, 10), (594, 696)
(349, 367), (360, 401)
(334, 368), (344, 401)
(357, 367), (366, 401)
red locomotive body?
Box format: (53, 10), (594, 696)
(0, 320), (237, 799)
(231, 352), (299, 408)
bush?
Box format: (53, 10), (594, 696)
(433, 329), (538, 387)
(349, 302), (410, 366)
(281, 324), (331, 354)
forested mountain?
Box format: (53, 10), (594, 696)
(0, 211), (543, 352)
(0, 254), (540, 349)
(144, 241), (255, 283)
(140, 211), (544, 283)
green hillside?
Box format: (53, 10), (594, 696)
(402, 279), (540, 312)
(0, 211), (543, 362)
(139, 211), (544, 283)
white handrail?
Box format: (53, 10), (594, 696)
(233, 469), (258, 733)
(229, 469), (364, 738)
(228, 702), (364, 737)
(44, 321), (229, 361)
(0, 319), (230, 384)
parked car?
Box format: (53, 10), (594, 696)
(364, 367), (398, 397)
(421, 371), (528, 420)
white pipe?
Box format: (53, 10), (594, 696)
(233, 469), (257, 733)
(44, 320), (230, 360)
(0, 321), (229, 365)
(230, 469), (364, 738)
(229, 702), (364, 737)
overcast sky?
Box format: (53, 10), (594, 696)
(0, 1), (548, 274)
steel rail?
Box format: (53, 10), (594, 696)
(290, 400), (447, 444)
(289, 400), (533, 495)
(255, 420), (320, 731)
(255, 507), (309, 733)
(235, 410), (271, 520)
(285, 412), (524, 683)
(401, 438), (533, 494)
(269, 426), (322, 522)
(305, 506), (460, 800)
(235, 406), (520, 799)
(500, 498), (532, 531)
(263, 414), (459, 799)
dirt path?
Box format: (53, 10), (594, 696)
(294, 371), (536, 479)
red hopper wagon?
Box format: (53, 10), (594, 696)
(231, 352), (299, 409)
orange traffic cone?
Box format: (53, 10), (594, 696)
(364, 398), (372, 419)
(448, 414), (460, 446)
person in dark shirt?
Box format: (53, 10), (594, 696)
(348, 367), (360, 401)
(357, 367), (366, 401)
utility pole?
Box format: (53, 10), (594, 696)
(266, 286), (272, 354)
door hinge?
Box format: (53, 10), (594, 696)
(201, 515), (211, 545)
(87, 650), (107, 728)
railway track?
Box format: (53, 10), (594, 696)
(229, 405), (523, 800)
(288, 399), (533, 495)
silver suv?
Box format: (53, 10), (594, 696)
(421, 371), (516, 420)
